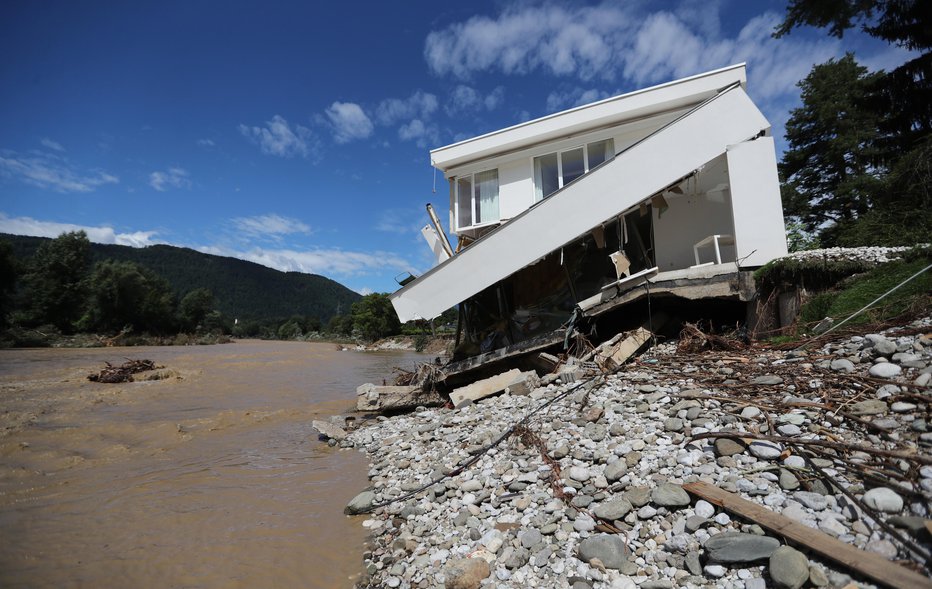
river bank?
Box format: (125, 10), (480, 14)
(343, 318), (931, 589)
(0, 340), (427, 588)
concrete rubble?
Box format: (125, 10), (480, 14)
(449, 369), (541, 409)
(340, 316), (932, 589)
(357, 383), (444, 413)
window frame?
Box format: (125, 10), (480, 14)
(454, 168), (500, 231)
(534, 138), (614, 202)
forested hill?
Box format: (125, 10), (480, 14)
(3, 234), (360, 323)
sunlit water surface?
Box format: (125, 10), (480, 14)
(0, 340), (426, 588)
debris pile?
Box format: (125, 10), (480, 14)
(87, 358), (161, 383)
(342, 317), (932, 589)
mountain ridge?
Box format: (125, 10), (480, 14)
(2, 233), (361, 323)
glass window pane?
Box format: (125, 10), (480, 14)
(587, 139), (614, 169)
(534, 153), (559, 200)
(474, 169), (499, 224)
(457, 176), (472, 228)
(561, 147), (585, 186)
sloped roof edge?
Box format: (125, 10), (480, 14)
(430, 63), (747, 171)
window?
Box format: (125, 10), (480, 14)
(534, 139), (615, 201)
(455, 169), (499, 230)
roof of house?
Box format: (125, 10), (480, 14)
(429, 63), (747, 171)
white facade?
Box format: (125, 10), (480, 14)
(393, 64), (788, 322)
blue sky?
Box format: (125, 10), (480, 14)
(0, 1), (914, 295)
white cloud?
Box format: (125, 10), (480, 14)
(398, 119), (440, 148)
(232, 213), (312, 239)
(424, 4), (840, 105)
(197, 138), (216, 147)
(446, 85), (505, 115)
(239, 114), (317, 158)
(425, 4), (628, 81)
(149, 167), (191, 191)
(40, 138), (64, 151)
(198, 244), (414, 277)
(375, 91), (439, 125)
(325, 102), (374, 143)
(0, 150), (118, 193)
(0, 213), (158, 247)
(357, 287), (374, 296)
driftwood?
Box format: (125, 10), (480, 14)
(88, 359), (161, 383)
(676, 322), (746, 354)
(684, 481), (932, 589)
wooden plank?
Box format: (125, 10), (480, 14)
(683, 481), (932, 589)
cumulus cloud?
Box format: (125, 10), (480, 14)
(446, 85), (505, 115)
(398, 119), (440, 148)
(232, 213), (312, 239)
(325, 102), (374, 143)
(239, 114), (318, 158)
(197, 138), (216, 147)
(198, 244), (414, 278)
(0, 213), (158, 247)
(425, 4), (627, 81)
(149, 167), (191, 191)
(424, 3), (840, 106)
(0, 150), (118, 193)
(40, 138), (64, 151)
(375, 91), (439, 125)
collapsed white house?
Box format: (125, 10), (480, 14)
(392, 63), (788, 373)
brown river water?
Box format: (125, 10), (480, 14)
(0, 340), (426, 588)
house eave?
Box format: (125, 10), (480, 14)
(429, 63), (747, 172)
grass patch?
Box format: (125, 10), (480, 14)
(797, 255), (931, 329)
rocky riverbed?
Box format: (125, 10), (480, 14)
(341, 318), (932, 589)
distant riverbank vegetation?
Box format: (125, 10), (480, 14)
(0, 231), (442, 348)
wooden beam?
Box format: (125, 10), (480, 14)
(683, 481), (932, 589)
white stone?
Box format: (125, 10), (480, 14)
(862, 487), (904, 513)
(568, 466), (591, 482)
(749, 440), (782, 460)
(783, 455), (806, 469)
(695, 500), (715, 519)
(869, 363), (902, 378)
(704, 564), (727, 578)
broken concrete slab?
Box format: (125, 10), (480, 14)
(595, 327), (653, 372)
(356, 383), (442, 412)
(449, 369), (539, 408)
(312, 419), (347, 441)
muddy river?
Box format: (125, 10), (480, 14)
(0, 340), (426, 588)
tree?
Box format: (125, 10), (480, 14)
(82, 260), (177, 333)
(21, 231), (91, 332)
(0, 239), (16, 328)
(779, 54), (885, 241)
(178, 288), (215, 332)
(351, 293), (401, 341)
(775, 0), (930, 151)
(326, 314), (353, 336)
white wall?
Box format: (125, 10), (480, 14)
(498, 158), (533, 220)
(653, 190), (736, 270)
(727, 136), (788, 267)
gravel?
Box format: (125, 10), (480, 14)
(343, 316), (931, 588)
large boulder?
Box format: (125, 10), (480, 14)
(577, 534), (630, 570)
(444, 557), (490, 589)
